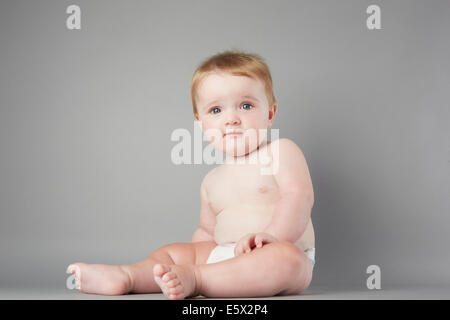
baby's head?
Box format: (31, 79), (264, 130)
(191, 50), (278, 158)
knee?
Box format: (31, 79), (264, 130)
(270, 241), (312, 293)
(272, 241), (303, 272)
(148, 242), (182, 263)
(158, 242), (185, 253)
(150, 242), (196, 265)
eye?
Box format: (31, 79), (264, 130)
(241, 103), (253, 110)
(209, 107), (221, 114)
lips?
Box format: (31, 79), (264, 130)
(225, 132), (243, 135)
(224, 130), (244, 137)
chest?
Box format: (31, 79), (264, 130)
(205, 164), (281, 214)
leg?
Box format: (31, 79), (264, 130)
(67, 241), (216, 295)
(200, 241), (313, 297)
(154, 241), (312, 299)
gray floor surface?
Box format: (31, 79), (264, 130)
(1, 285), (449, 300)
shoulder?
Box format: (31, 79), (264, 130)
(270, 138), (298, 148)
(270, 138), (314, 200)
(269, 138), (311, 177)
(269, 138), (305, 159)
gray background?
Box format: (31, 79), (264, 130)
(0, 0), (449, 299)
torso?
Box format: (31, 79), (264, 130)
(203, 140), (315, 250)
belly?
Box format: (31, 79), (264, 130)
(214, 203), (275, 244)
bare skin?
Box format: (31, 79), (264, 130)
(67, 72), (315, 299)
(67, 240), (312, 298)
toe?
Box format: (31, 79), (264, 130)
(66, 263), (80, 274)
(167, 278), (180, 288)
(169, 291), (185, 300)
(162, 272), (176, 282)
(169, 285), (184, 295)
(153, 264), (170, 278)
(66, 264), (82, 290)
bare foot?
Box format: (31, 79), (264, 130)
(153, 264), (201, 300)
(66, 262), (133, 295)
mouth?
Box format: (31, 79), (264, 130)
(224, 131), (244, 137)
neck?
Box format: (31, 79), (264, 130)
(224, 140), (269, 164)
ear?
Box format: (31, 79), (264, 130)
(268, 103), (278, 126)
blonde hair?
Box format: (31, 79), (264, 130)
(190, 49), (276, 117)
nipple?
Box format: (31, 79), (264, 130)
(258, 186), (268, 193)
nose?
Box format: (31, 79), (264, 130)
(224, 109), (241, 126)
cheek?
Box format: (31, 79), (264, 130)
(205, 131), (223, 144)
(241, 114), (269, 147)
(243, 112), (268, 130)
(201, 123), (223, 144)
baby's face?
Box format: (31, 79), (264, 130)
(195, 71), (276, 157)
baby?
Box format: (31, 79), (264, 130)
(67, 50), (315, 299)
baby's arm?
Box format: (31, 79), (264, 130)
(191, 179), (216, 243)
(262, 139), (314, 243)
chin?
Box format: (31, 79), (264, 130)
(221, 140), (261, 157)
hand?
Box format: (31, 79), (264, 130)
(234, 232), (278, 257)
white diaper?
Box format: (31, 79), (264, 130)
(206, 243), (316, 270)
(206, 243), (237, 264)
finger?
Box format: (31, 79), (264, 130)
(253, 234), (262, 248)
(234, 241), (244, 256)
(255, 234), (274, 248)
(255, 234), (266, 248)
(256, 238), (263, 248)
(245, 234), (256, 252)
(234, 244), (242, 256)
(242, 240), (250, 253)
